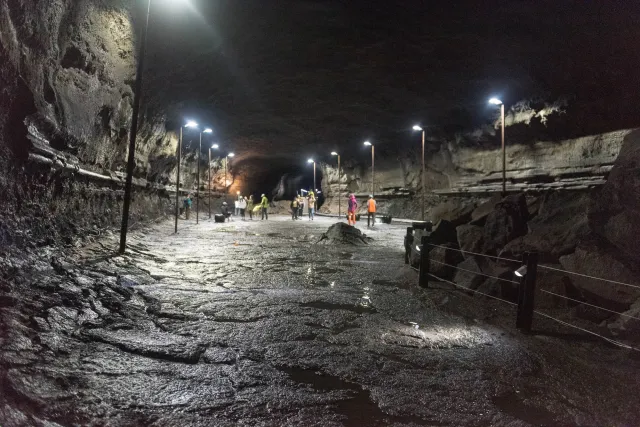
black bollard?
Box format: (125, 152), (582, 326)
(418, 236), (430, 288)
(516, 252), (538, 333)
(404, 227), (413, 264)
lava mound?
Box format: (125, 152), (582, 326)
(317, 223), (372, 245)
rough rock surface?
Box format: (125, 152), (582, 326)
(502, 191), (591, 262)
(3, 217), (640, 426)
(482, 194), (529, 254)
(317, 222), (371, 245)
(453, 257), (485, 291)
(428, 243), (464, 281)
(559, 239), (640, 308)
(589, 129), (640, 265)
(456, 224), (484, 258)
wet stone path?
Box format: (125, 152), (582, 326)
(2, 216), (639, 426)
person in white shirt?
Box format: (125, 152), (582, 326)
(239, 196), (247, 220)
(234, 199), (239, 216)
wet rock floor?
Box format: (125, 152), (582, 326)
(1, 215), (639, 426)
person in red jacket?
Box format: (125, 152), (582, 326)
(367, 195), (377, 227)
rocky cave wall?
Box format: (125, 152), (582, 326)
(0, 1), (241, 249)
(319, 129), (633, 220)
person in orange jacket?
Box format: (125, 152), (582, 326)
(367, 195), (376, 227)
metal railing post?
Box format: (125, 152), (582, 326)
(516, 251), (538, 332)
(404, 227), (413, 264)
(418, 236), (429, 288)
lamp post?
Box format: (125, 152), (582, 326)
(119, 0), (152, 254)
(489, 97), (506, 196)
(209, 143), (219, 218)
(364, 141), (374, 196)
(175, 120), (198, 233)
(225, 152), (235, 194)
(412, 125), (426, 221)
(331, 152), (341, 219)
(196, 128), (212, 224)
(307, 158), (316, 195)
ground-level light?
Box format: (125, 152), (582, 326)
(514, 265), (528, 277)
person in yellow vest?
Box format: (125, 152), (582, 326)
(367, 195), (376, 227)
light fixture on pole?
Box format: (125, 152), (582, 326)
(119, 0), (152, 254)
(196, 128), (212, 224)
(364, 141), (374, 197)
(197, 128), (212, 222)
(412, 125), (426, 221)
(175, 121), (198, 233)
(208, 142), (218, 219)
(489, 97), (506, 196)
(307, 158), (316, 196)
(330, 152), (341, 219)
(225, 152), (235, 194)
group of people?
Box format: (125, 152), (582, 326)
(347, 194), (377, 227)
(290, 191), (317, 220)
(184, 191), (377, 227)
(220, 193), (270, 221)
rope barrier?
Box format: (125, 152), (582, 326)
(424, 243), (520, 264)
(538, 264), (640, 291)
(429, 259), (520, 284)
(540, 289), (640, 322)
(533, 310), (640, 352)
(428, 272), (518, 307)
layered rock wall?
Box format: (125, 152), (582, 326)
(320, 129), (632, 218)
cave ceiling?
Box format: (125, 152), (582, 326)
(142, 0), (640, 164)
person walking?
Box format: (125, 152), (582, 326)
(239, 196), (247, 220)
(234, 198), (239, 217)
(367, 194), (377, 227)
(183, 193), (193, 220)
(246, 195), (254, 220)
(291, 197), (299, 220)
(260, 193), (269, 220)
(347, 193), (357, 226)
(308, 191), (316, 221)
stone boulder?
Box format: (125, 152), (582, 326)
(482, 193), (529, 255)
(456, 224), (484, 258)
(589, 128), (640, 265)
(501, 191), (591, 262)
(475, 267), (519, 302)
(559, 239), (640, 309)
(317, 223), (372, 245)
(607, 299), (640, 339)
(429, 219), (458, 247)
(427, 243), (464, 281)
(430, 199), (476, 227)
(470, 195), (502, 225)
(453, 257), (485, 290)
